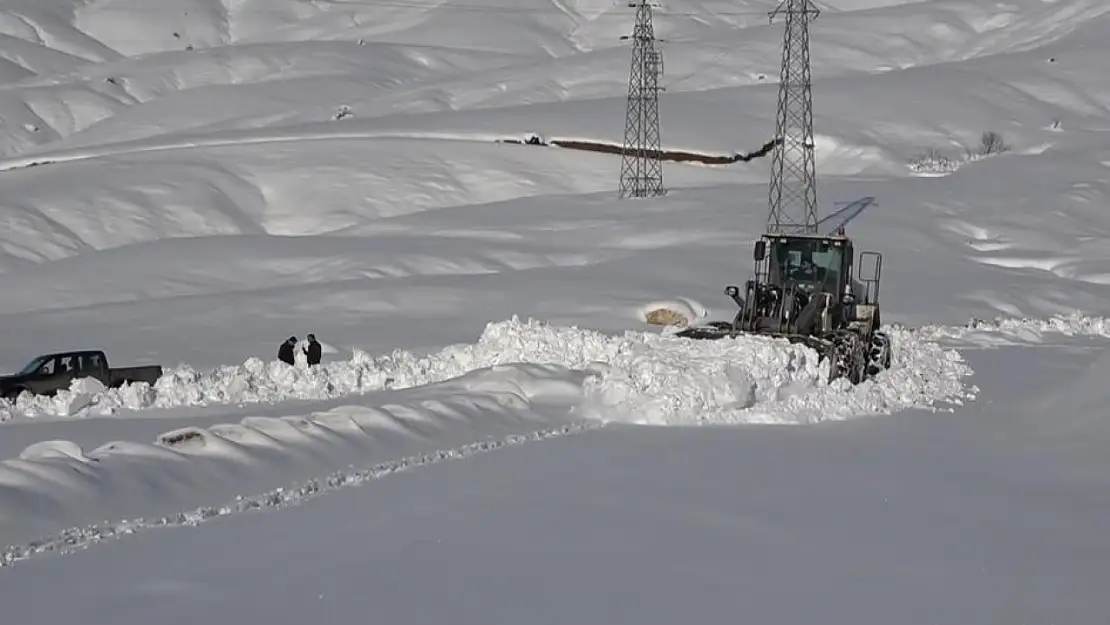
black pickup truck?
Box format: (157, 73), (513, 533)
(0, 350), (163, 401)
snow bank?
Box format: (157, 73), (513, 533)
(0, 317), (974, 425)
(920, 312), (1110, 347)
(0, 362), (595, 554)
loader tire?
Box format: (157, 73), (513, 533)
(866, 331), (893, 378)
(830, 332), (866, 384)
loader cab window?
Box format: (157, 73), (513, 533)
(769, 238), (844, 294)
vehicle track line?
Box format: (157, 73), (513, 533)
(0, 420), (603, 570)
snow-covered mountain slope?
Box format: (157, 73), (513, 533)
(3, 1), (1110, 620)
(1, 0), (1108, 372)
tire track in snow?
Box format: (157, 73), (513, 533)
(0, 420), (602, 569)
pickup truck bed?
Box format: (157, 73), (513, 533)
(109, 365), (164, 387)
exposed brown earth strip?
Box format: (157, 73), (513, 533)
(497, 136), (781, 165)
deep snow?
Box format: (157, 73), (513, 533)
(0, 311), (1098, 565)
(2, 0), (1110, 622)
(4, 337), (1110, 625)
(0, 313), (978, 548)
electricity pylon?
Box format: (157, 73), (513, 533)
(766, 0), (820, 233)
(618, 0), (666, 199)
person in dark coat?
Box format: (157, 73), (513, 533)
(278, 336), (297, 365)
(305, 333), (322, 366)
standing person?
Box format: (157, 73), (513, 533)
(305, 333), (322, 366)
(278, 336), (297, 365)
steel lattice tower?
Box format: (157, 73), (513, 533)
(767, 0), (820, 233)
(618, 0), (666, 199)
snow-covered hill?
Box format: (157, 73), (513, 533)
(1, 0), (1108, 369)
(2, 1), (1110, 621)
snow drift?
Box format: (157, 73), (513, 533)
(924, 312), (1110, 346)
(0, 362), (595, 553)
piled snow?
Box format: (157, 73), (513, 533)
(2, 317), (974, 425)
(731, 325), (977, 424)
(919, 312), (1110, 347)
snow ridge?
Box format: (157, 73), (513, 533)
(2, 317), (975, 425)
(0, 421), (600, 569)
(919, 312), (1110, 347)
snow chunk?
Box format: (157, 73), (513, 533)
(638, 297), (707, 329)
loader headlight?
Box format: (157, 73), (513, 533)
(725, 286), (740, 297)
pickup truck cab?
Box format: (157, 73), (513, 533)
(0, 350), (164, 401)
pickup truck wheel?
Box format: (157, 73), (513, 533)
(2, 388), (26, 402)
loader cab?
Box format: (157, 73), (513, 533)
(755, 233), (852, 297)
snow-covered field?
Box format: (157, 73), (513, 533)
(2, 0), (1110, 622)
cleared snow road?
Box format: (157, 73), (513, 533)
(2, 342), (1109, 625)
